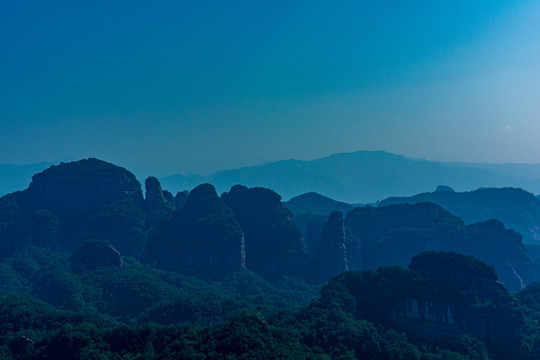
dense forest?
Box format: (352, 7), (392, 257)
(2, 159), (540, 359)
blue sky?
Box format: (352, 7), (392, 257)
(1, 1), (539, 175)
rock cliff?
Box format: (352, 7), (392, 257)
(222, 185), (307, 278)
(323, 252), (524, 358)
(143, 177), (174, 229)
(0, 159), (147, 256)
(315, 211), (348, 281)
(145, 176), (174, 211)
(143, 184), (245, 275)
(27, 158), (143, 213)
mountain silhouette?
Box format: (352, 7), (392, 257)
(160, 150), (540, 203)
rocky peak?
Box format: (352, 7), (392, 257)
(143, 183), (245, 275)
(181, 183), (223, 218)
(145, 177), (165, 204)
(145, 176), (174, 211)
(222, 185), (306, 277)
(315, 211), (348, 280)
(27, 158), (143, 213)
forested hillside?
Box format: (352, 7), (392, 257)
(2, 159), (540, 359)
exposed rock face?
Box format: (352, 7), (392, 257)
(144, 177), (175, 229)
(143, 184), (245, 275)
(315, 211), (348, 280)
(326, 252), (524, 358)
(345, 228), (362, 271)
(400, 252), (523, 354)
(145, 177), (168, 210)
(27, 158), (143, 213)
(70, 240), (122, 271)
(0, 160), (147, 257)
(222, 185), (307, 278)
(392, 297), (460, 340)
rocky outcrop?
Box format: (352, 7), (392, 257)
(222, 185), (307, 278)
(315, 211), (348, 280)
(344, 229), (362, 271)
(143, 184), (245, 275)
(145, 177), (174, 211)
(70, 240), (123, 271)
(27, 158), (143, 213)
(0, 160), (147, 257)
(392, 297), (460, 340)
(325, 252), (524, 358)
(144, 177), (175, 229)
(399, 252), (523, 354)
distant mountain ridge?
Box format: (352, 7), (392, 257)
(380, 187), (540, 244)
(6, 151), (540, 202)
(285, 192), (352, 217)
(159, 151), (540, 203)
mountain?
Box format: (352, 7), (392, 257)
(143, 183), (245, 275)
(4, 159), (540, 358)
(7, 151), (540, 203)
(318, 251), (525, 358)
(0, 159), (307, 279)
(341, 202), (534, 291)
(0, 158), (147, 257)
(160, 150), (540, 203)
(379, 187), (540, 244)
(285, 192), (352, 217)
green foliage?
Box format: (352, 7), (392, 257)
(0, 248), (528, 360)
(160, 309), (323, 360)
(409, 251), (497, 281)
(3, 164), (540, 360)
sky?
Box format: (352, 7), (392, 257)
(1, 1), (540, 176)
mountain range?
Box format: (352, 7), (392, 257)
(3, 158), (540, 358)
(159, 151), (540, 203)
(5, 151), (540, 203)
(380, 187), (540, 244)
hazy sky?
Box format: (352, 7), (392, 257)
(1, 1), (540, 176)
